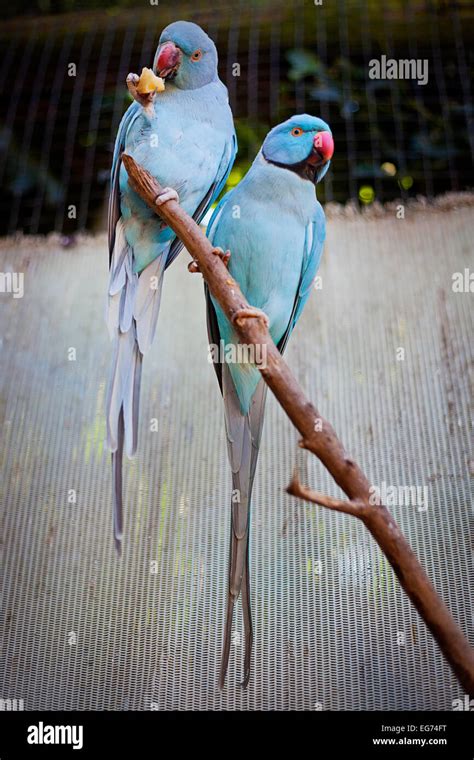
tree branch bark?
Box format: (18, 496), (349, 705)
(121, 151), (474, 697)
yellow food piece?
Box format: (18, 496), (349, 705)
(136, 68), (165, 95)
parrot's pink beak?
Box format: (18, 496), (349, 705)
(156, 42), (182, 79)
(312, 131), (334, 163)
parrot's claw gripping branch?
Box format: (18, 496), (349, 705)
(156, 187), (180, 206)
(120, 151), (474, 697)
(232, 307), (270, 329)
(214, 246), (231, 267)
(188, 246), (231, 274)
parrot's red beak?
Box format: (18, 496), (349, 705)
(313, 132), (334, 161)
(156, 42), (182, 79)
(309, 131), (334, 164)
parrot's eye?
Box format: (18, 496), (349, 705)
(191, 49), (203, 62)
(291, 127), (304, 137)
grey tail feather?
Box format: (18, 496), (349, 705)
(107, 220), (160, 555)
(241, 552), (253, 688)
(219, 494), (252, 690)
(218, 596), (235, 689)
(112, 407), (124, 556)
(106, 330), (143, 555)
(219, 378), (267, 689)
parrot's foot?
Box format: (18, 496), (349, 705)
(213, 246), (231, 267)
(126, 73), (154, 109)
(155, 187), (180, 206)
(188, 247), (231, 274)
(232, 307), (269, 329)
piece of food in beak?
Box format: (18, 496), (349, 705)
(136, 67), (165, 95)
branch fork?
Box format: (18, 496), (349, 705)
(287, 471), (368, 517)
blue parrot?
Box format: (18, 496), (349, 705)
(106, 21), (236, 553)
(205, 114), (334, 687)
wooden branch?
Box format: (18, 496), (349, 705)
(121, 152), (474, 697)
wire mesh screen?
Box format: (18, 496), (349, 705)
(0, 0), (472, 235)
(0, 201), (472, 710)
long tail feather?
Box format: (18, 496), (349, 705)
(111, 409), (124, 555)
(219, 539), (253, 690)
(106, 220), (166, 553)
(219, 594), (235, 689)
(241, 555), (253, 688)
(219, 370), (267, 688)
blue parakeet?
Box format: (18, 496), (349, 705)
(106, 21), (236, 553)
(205, 114), (334, 687)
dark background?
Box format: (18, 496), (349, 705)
(0, 0), (472, 236)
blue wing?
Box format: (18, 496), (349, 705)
(210, 132), (238, 209)
(165, 130), (237, 269)
(108, 102), (142, 264)
(278, 201), (326, 353)
(205, 182), (234, 239)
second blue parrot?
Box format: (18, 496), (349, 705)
(205, 114), (334, 688)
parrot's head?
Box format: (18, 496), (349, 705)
(153, 21), (218, 90)
(262, 114), (334, 184)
